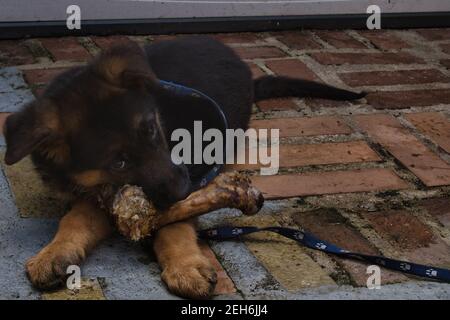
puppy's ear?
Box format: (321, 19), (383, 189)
(92, 43), (157, 89)
(3, 101), (57, 165)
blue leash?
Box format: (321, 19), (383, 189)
(199, 226), (450, 283)
(158, 79), (450, 284)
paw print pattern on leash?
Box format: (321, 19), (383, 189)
(426, 269), (438, 277)
(315, 243), (327, 250)
(400, 263), (411, 271)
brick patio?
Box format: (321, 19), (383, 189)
(1, 28), (450, 299)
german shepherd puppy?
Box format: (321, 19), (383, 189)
(3, 36), (365, 298)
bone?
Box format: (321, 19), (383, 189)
(101, 172), (264, 241)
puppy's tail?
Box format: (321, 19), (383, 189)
(253, 75), (366, 102)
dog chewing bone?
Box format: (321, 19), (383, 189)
(99, 172), (264, 241)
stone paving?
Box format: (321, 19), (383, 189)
(1, 28), (450, 299)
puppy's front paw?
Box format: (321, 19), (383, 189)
(26, 243), (85, 290)
(161, 256), (217, 299)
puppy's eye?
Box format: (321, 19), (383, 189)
(111, 159), (127, 171)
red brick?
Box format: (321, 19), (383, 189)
(233, 46), (285, 59)
(366, 89), (450, 109)
(358, 30), (410, 50)
(247, 62), (266, 79)
(264, 59), (319, 81)
(24, 68), (68, 85)
(251, 168), (408, 199)
(40, 37), (90, 61)
(250, 116), (352, 137)
(339, 69), (450, 87)
(257, 98), (297, 111)
(405, 112), (450, 153)
(275, 31), (322, 50)
(0, 113), (11, 135)
(365, 210), (433, 249)
(416, 28), (450, 41)
(199, 242), (236, 295)
(354, 114), (450, 187)
(92, 35), (134, 51)
(128, 35), (150, 45)
(310, 52), (423, 65)
(151, 35), (178, 42)
(420, 198), (450, 228)
(441, 59), (450, 69)
(277, 141), (381, 166)
(315, 31), (366, 49)
(233, 141), (380, 171)
(212, 33), (260, 44)
(440, 44), (450, 55)
(363, 210), (450, 267)
(293, 209), (406, 285)
(305, 99), (357, 110)
(0, 40), (35, 66)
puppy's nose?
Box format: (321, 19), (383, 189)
(145, 180), (191, 210)
(145, 171), (192, 209)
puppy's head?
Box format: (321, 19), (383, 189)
(3, 43), (191, 208)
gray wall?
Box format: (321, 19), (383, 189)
(1, 0), (450, 22)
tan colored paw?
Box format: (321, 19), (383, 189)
(26, 243), (85, 290)
(161, 256), (217, 299)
